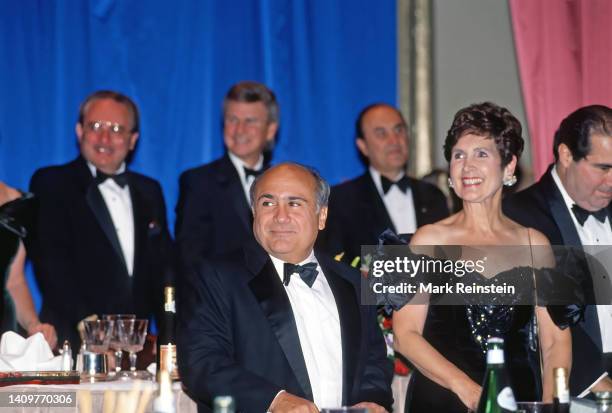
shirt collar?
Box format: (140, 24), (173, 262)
(228, 152), (264, 182)
(269, 251), (317, 284)
(86, 161), (126, 178)
(551, 165), (583, 216)
(369, 166), (405, 196)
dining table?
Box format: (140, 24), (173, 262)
(0, 378), (197, 413)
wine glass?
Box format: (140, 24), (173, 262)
(102, 314), (136, 373)
(116, 318), (149, 379)
(82, 320), (114, 353)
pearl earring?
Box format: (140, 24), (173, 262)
(503, 175), (517, 187)
(448, 177), (454, 188)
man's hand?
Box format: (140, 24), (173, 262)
(352, 401), (388, 413)
(269, 391), (318, 413)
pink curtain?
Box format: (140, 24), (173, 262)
(509, 0), (612, 178)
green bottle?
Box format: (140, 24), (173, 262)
(476, 337), (518, 413)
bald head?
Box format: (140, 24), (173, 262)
(355, 104), (409, 178)
(250, 163), (329, 263)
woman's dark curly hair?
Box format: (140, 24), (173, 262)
(443, 102), (524, 168)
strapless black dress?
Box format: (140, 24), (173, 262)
(371, 231), (583, 412)
(409, 267), (540, 412)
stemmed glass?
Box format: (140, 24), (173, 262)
(102, 314), (136, 374)
(116, 318), (150, 379)
(81, 320), (115, 380)
(82, 320), (114, 353)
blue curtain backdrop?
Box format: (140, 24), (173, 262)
(0, 0), (396, 307)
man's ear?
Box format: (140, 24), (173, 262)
(356, 138), (369, 158)
(75, 123), (84, 143)
(318, 206), (328, 230)
(128, 132), (140, 150)
(265, 122), (278, 142)
(557, 143), (573, 168)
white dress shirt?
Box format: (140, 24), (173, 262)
(87, 162), (135, 276)
(270, 252), (343, 409)
(228, 152), (264, 204)
(552, 166), (612, 353)
(369, 167), (417, 234)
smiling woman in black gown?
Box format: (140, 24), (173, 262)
(391, 103), (572, 412)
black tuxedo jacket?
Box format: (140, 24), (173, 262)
(176, 242), (393, 413)
(320, 172), (449, 260)
(175, 154), (256, 272)
(503, 165), (612, 394)
(28, 157), (174, 348)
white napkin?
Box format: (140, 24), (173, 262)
(0, 331), (62, 371)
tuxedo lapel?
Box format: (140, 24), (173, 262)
(247, 248), (313, 400)
(217, 155), (252, 232)
(583, 305), (603, 351)
(541, 170), (582, 246)
(411, 178), (433, 226)
(127, 175), (146, 280)
(540, 170), (603, 348)
(361, 174), (395, 236)
(317, 253), (360, 404)
(85, 176), (128, 273)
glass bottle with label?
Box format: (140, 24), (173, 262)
(157, 286), (179, 380)
(476, 337), (518, 413)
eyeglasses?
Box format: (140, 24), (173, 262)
(85, 120), (131, 138)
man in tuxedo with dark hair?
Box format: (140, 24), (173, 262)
(321, 103), (449, 260)
(177, 162), (393, 413)
(175, 81), (279, 271)
(28, 90), (173, 349)
(504, 104), (612, 394)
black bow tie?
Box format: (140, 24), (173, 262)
(283, 262), (319, 288)
(571, 203), (608, 226)
(244, 166), (263, 179)
(95, 170), (128, 188)
(381, 175), (410, 194)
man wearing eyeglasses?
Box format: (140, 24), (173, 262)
(175, 81), (279, 272)
(28, 90), (173, 349)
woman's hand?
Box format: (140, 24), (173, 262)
(451, 376), (482, 411)
(27, 322), (58, 350)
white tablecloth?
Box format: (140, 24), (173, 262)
(0, 379), (197, 413)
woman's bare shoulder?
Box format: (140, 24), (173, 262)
(503, 216), (551, 246)
(527, 228), (551, 246)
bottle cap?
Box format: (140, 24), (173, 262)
(213, 395), (235, 411)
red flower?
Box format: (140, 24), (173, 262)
(394, 358), (410, 376)
(382, 317), (393, 330)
